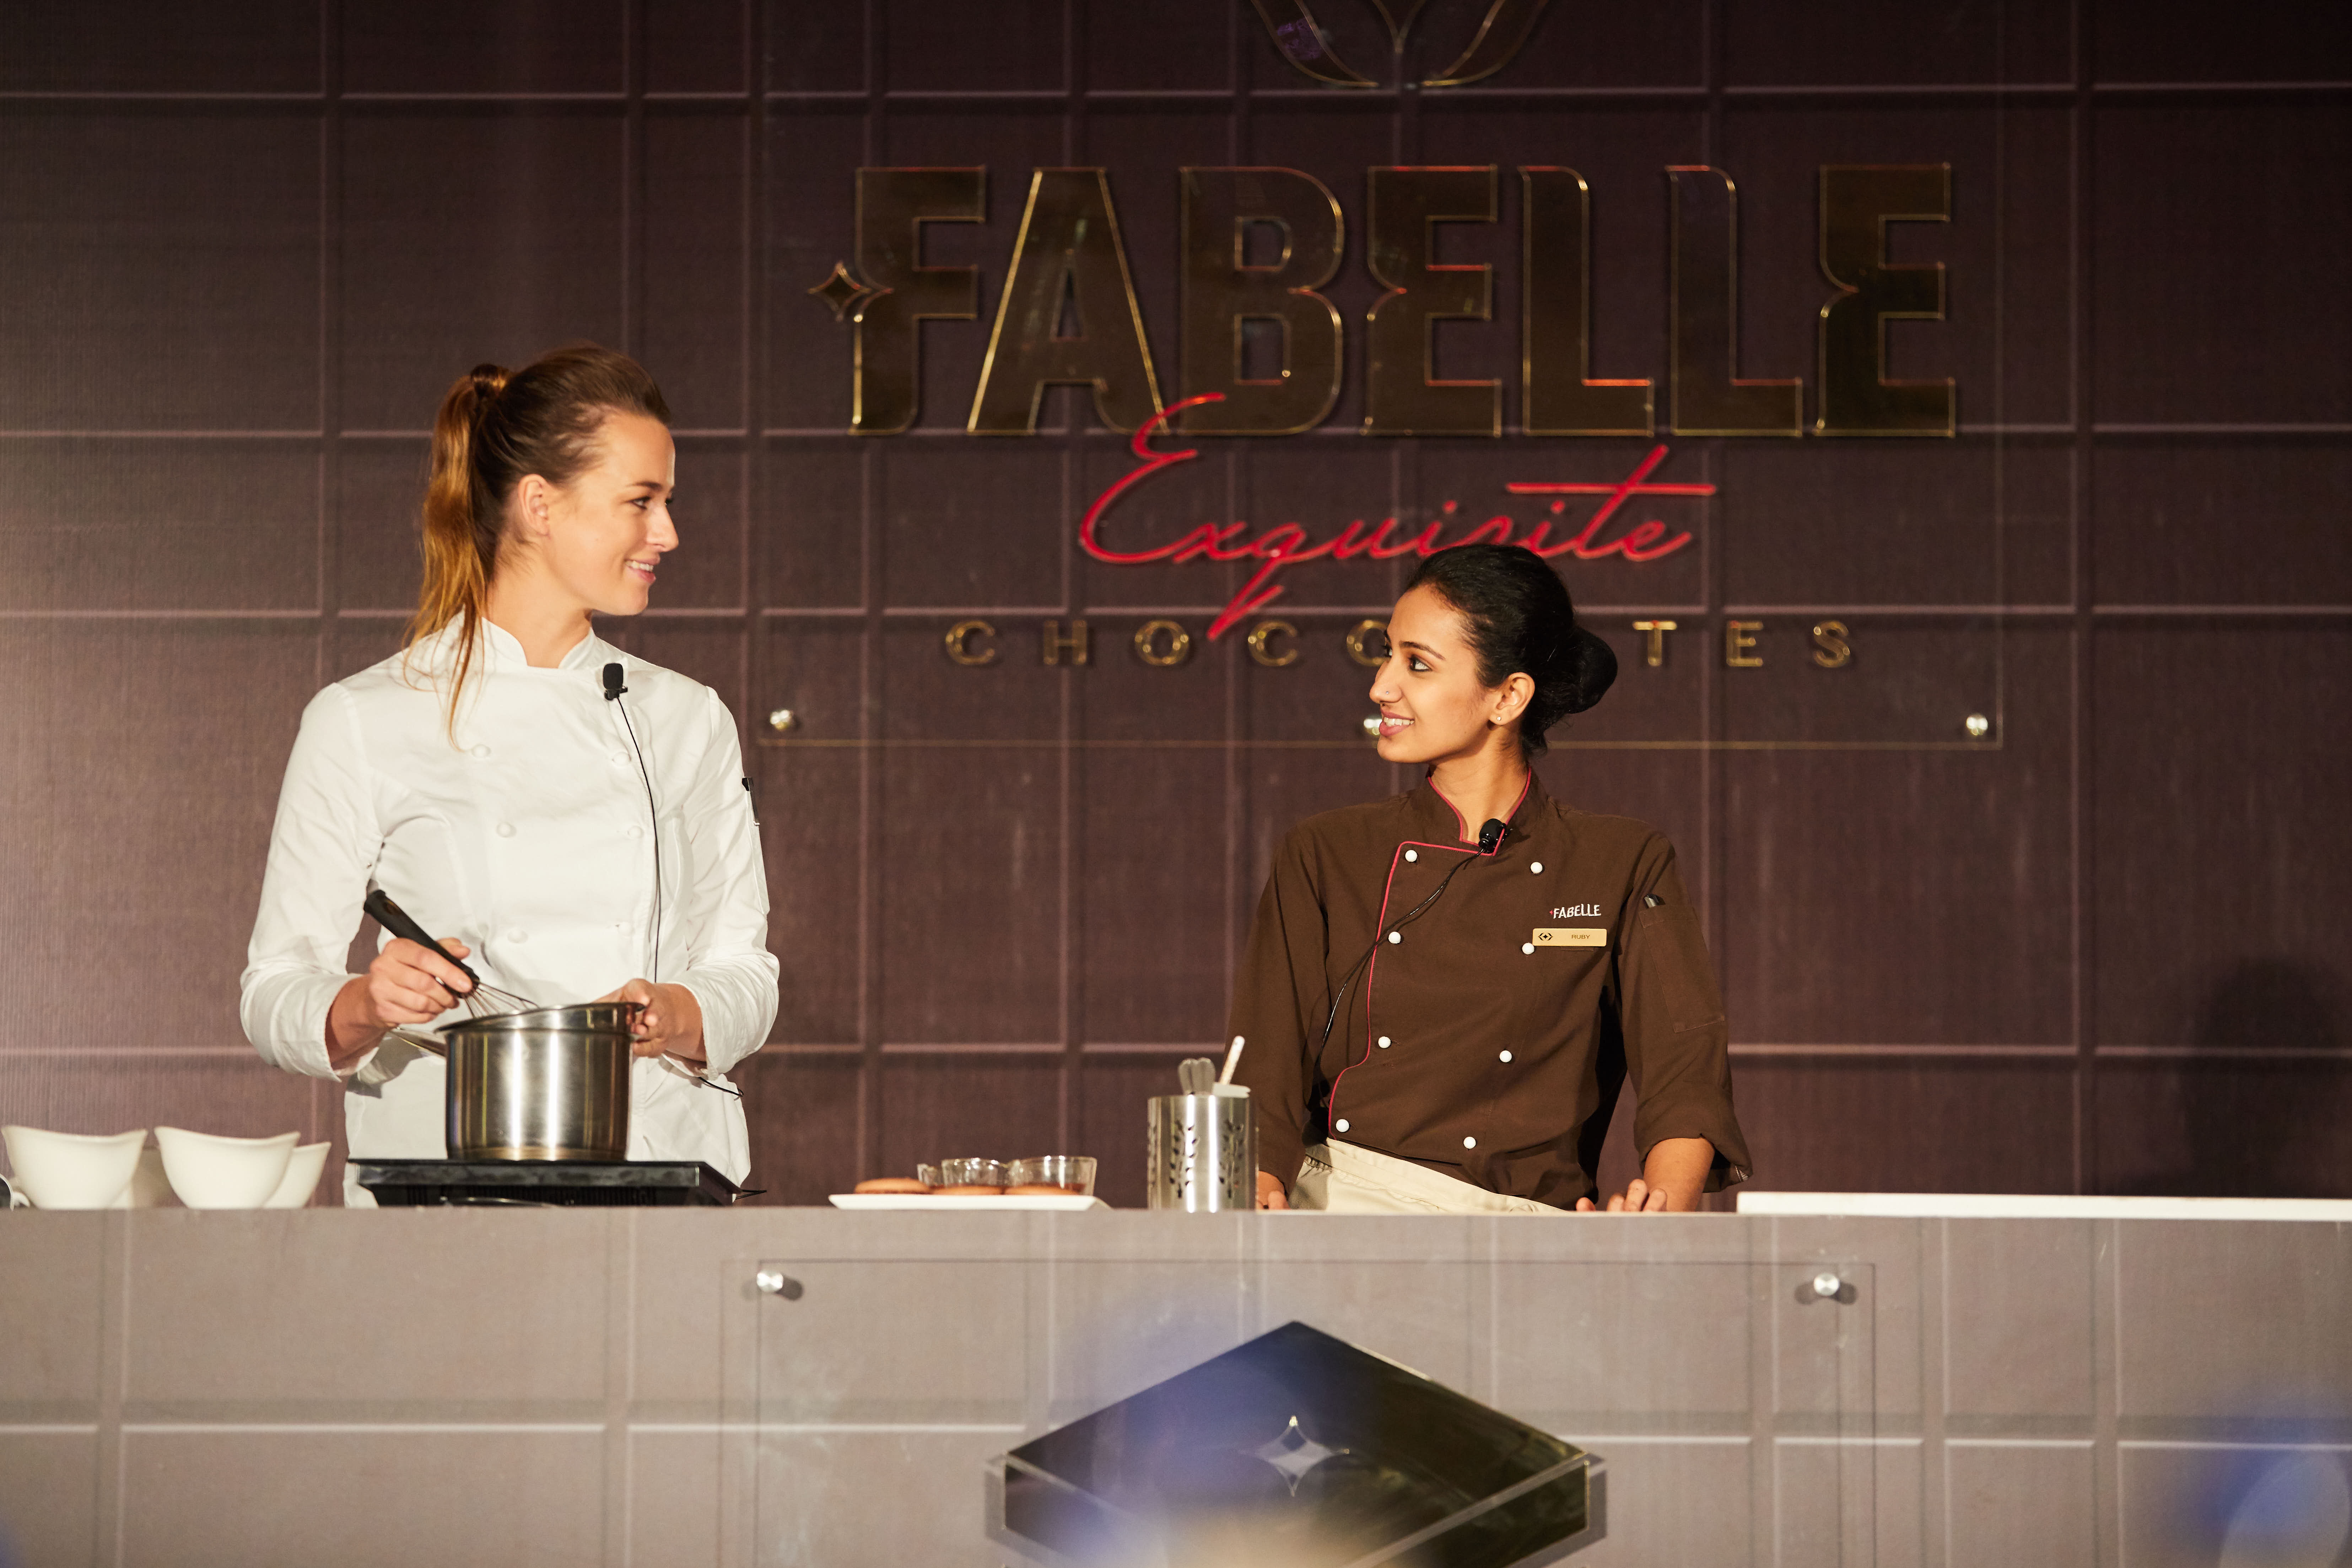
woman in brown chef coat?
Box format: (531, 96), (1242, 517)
(1230, 544), (1751, 1213)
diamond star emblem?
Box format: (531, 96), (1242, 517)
(1251, 1415), (1342, 1497)
(807, 261), (877, 322)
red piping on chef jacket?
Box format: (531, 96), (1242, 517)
(1326, 771), (1531, 1137)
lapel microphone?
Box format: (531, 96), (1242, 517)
(1313, 817), (1509, 1063)
(603, 661), (662, 984)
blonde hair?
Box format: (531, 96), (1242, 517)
(407, 343), (671, 724)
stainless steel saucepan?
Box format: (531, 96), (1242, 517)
(362, 890), (641, 1160)
(439, 1004), (640, 1161)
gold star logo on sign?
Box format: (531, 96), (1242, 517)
(805, 261), (878, 323)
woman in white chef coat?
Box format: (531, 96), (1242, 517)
(241, 344), (778, 1204)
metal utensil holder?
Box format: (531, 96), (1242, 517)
(1145, 1091), (1254, 1211)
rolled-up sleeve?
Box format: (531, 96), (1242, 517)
(1227, 827), (1332, 1185)
(1616, 838), (1752, 1190)
(240, 687), (379, 1080)
(673, 691), (778, 1076)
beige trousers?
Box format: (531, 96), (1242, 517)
(1290, 1139), (1564, 1215)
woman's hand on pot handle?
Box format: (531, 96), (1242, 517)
(597, 979), (706, 1061)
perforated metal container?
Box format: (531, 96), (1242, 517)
(439, 1003), (638, 1161)
(1144, 1091), (1253, 1211)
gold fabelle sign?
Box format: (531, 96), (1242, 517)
(811, 159), (1952, 671)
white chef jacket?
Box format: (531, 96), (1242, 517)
(240, 618), (779, 1204)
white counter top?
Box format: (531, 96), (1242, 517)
(1736, 1190), (2352, 1221)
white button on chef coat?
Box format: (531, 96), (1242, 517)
(1377, 1035), (1391, 1049)
(1404, 850), (1417, 863)
(1499, 1050), (1512, 1063)
(1463, 1136), (1477, 1149)
(1531, 861), (1543, 874)
(241, 620), (778, 1205)
(1335, 1119), (1350, 1133)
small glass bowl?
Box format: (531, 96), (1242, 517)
(915, 1163), (944, 1187)
(937, 1157), (1010, 1188)
(1007, 1156), (1096, 1196)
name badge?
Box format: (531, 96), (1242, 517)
(1533, 927), (1607, 948)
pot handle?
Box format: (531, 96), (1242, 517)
(385, 1027), (447, 1059)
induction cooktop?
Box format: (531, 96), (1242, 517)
(352, 1158), (746, 1207)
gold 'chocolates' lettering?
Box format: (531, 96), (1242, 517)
(1178, 168), (1345, 436)
(1246, 619), (1300, 666)
(1364, 167), (1501, 437)
(932, 617), (1871, 676)
(1522, 168), (1652, 436)
(970, 170), (1162, 435)
(1817, 164), (1954, 436)
(1630, 619), (1679, 667)
(852, 169), (985, 436)
(944, 619), (998, 665)
(1132, 619), (1193, 667)
(1669, 167), (1803, 437)
(1042, 619), (1091, 665)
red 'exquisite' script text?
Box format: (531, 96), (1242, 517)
(1079, 394), (1710, 638)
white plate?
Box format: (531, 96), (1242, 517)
(828, 1193), (1107, 1211)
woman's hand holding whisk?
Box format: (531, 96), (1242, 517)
(324, 939), (478, 1069)
(595, 978), (706, 1062)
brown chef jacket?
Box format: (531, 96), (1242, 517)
(1228, 772), (1751, 1210)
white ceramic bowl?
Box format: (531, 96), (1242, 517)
(154, 1128), (298, 1211)
(2, 1126), (146, 1210)
(113, 1142), (175, 1208)
(264, 1142), (330, 1209)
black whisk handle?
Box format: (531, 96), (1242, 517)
(362, 889), (482, 989)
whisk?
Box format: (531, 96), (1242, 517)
(363, 890), (540, 1018)
(359, 889), (741, 1099)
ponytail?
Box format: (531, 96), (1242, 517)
(401, 344), (671, 732)
(406, 363), (510, 726)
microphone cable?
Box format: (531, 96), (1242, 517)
(1313, 817), (1509, 1064)
(604, 661), (738, 1101)
(603, 662), (660, 983)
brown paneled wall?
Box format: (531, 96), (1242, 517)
(2, 0), (2347, 1207)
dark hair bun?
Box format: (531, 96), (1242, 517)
(1560, 623), (1618, 714)
(1401, 544), (1614, 754)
